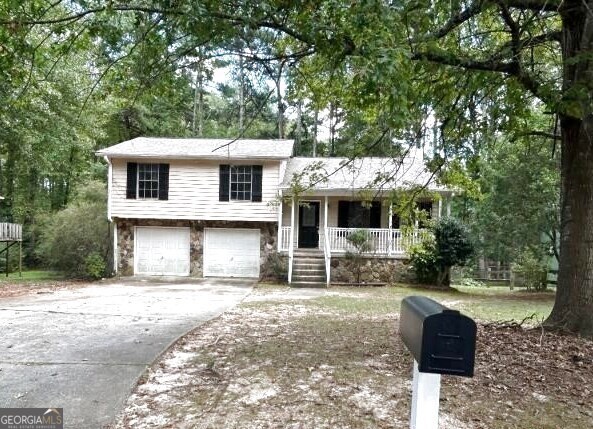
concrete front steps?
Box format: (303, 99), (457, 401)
(291, 249), (327, 288)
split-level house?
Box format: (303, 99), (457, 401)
(97, 137), (451, 286)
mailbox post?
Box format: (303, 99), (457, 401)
(400, 296), (477, 429)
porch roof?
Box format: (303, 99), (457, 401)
(279, 154), (449, 194)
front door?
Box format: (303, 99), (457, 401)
(298, 202), (320, 248)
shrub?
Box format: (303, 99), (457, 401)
(84, 252), (107, 280)
(345, 229), (373, 283)
(263, 252), (288, 281)
(512, 251), (548, 291)
(408, 240), (439, 284)
(408, 218), (474, 287)
(38, 181), (110, 279)
(433, 218), (474, 287)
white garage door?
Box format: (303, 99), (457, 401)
(135, 227), (190, 276)
(203, 228), (260, 278)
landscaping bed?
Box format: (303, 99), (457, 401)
(113, 285), (592, 429)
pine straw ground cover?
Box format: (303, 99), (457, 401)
(113, 285), (593, 429)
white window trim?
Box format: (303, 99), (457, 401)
(137, 163), (160, 200)
(229, 165), (253, 202)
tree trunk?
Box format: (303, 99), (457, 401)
(295, 101), (302, 153)
(436, 265), (451, 288)
(544, 5), (593, 337)
(238, 54), (244, 133)
(192, 54), (204, 137)
(312, 109), (318, 157)
(545, 116), (593, 336)
(276, 72), (284, 139)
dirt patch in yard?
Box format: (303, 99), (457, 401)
(113, 288), (593, 429)
(0, 280), (88, 298)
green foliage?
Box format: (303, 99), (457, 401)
(263, 253), (287, 282)
(512, 251), (548, 292)
(346, 229), (373, 254)
(470, 136), (559, 264)
(434, 217), (474, 269)
(84, 252), (107, 280)
(38, 181), (110, 279)
(409, 218), (474, 287)
(345, 229), (373, 284)
(408, 241), (439, 284)
(459, 278), (487, 288)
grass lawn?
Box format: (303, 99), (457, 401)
(0, 270), (64, 283)
(115, 284), (592, 429)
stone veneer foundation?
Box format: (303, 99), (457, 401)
(329, 256), (415, 284)
(115, 219), (277, 279)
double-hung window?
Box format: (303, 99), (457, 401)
(219, 164), (263, 202)
(230, 165), (252, 201)
(126, 162), (169, 200)
(137, 163), (160, 199)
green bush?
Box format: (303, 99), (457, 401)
(408, 218), (474, 287)
(512, 251), (548, 291)
(264, 252), (288, 281)
(408, 240), (439, 284)
(84, 252), (107, 280)
(38, 181), (110, 279)
(346, 229), (373, 283)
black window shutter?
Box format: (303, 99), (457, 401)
(158, 163), (169, 200)
(126, 162), (137, 199)
(338, 201), (350, 228)
(370, 201), (381, 228)
(219, 164), (230, 201)
(251, 165), (263, 202)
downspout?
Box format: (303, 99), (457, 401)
(104, 156), (117, 274)
(104, 156), (112, 222)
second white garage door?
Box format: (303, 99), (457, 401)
(135, 227), (191, 276)
(203, 228), (260, 278)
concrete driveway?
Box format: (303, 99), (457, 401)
(0, 279), (253, 428)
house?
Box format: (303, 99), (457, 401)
(97, 137), (451, 285)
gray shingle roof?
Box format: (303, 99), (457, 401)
(96, 137), (295, 160)
(280, 151), (446, 192)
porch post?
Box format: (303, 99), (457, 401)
(277, 190), (283, 251)
(324, 196), (329, 242)
(446, 198), (451, 217)
(438, 198), (442, 219)
(388, 202), (393, 256)
(288, 196), (296, 283)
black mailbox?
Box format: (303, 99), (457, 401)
(400, 296), (477, 377)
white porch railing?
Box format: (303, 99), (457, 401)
(0, 223), (22, 241)
(279, 226), (291, 251)
(326, 227), (428, 255)
(279, 227), (429, 256)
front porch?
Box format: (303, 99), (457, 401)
(277, 196), (442, 286)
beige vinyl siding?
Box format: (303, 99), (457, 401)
(110, 159), (279, 221)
